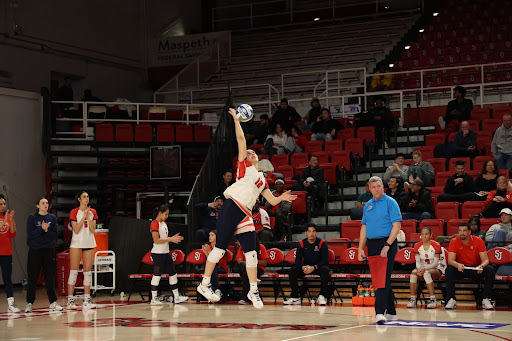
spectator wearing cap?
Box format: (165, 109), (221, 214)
(252, 199), (274, 242)
(439, 85), (473, 129)
(383, 153), (409, 182)
(437, 160), (476, 203)
(485, 208), (512, 250)
(195, 196), (224, 243)
(491, 114), (512, 172)
(452, 121), (479, 159)
(481, 176), (512, 218)
(406, 150), (434, 187)
(366, 96), (394, 147)
(401, 179), (433, 221)
(386, 177), (406, 207)
(271, 98), (302, 133)
(349, 180), (372, 220)
(254, 114), (273, 145)
(300, 98), (322, 131)
(264, 179), (290, 241)
(311, 108), (343, 142)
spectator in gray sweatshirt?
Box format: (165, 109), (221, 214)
(383, 153), (409, 182)
(491, 114), (512, 172)
(406, 150), (435, 187)
(485, 208), (512, 250)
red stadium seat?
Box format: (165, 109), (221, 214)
(482, 119), (501, 132)
(404, 159), (414, 166)
(290, 153), (309, 167)
(488, 247), (512, 265)
(425, 133), (447, 147)
(134, 123), (153, 143)
(448, 157), (470, 171)
(461, 201), (486, 218)
(194, 125), (212, 143)
(293, 165), (307, 176)
(357, 126), (376, 145)
(156, 124), (175, 143)
(425, 158), (446, 173)
(336, 128), (355, 142)
(290, 191), (307, 214)
(467, 120), (481, 131)
(276, 165), (294, 178)
(435, 171), (453, 187)
(395, 248), (416, 265)
(248, 144), (264, 151)
(312, 152), (330, 164)
(95, 123), (114, 143)
(476, 131), (493, 152)
(331, 151), (351, 172)
(344, 138), (364, 158)
(284, 248), (297, 264)
(328, 249), (336, 265)
(492, 107), (510, 120)
(341, 220), (361, 240)
(446, 219), (466, 236)
(401, 220), (418, 241)
(473, 155), (494, 171)
(480, 218), (500, 232)
(325, 140), (343, 153)
(175, 125), (193, 143)
(320, 163), (337, 185)
(271, 154), (289, 169)
(266, 248), (285, 265)
(436, 202), (460, 220)
(170, 250), (185, 265)
(185, 249), (207, 265)
(115, 124), (133, 143)
(343, 247), (363, 264)
(419, 219), (444, 239)
(426, 186), (444, 202)
(471, 108), (491, 120)
(410, 233), (421, 242)
(414, 146), (434, 160)
(327, 238), (349, 264)
(305, 141), (323, 154)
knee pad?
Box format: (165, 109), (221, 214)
(83, 271), (92, 286)
(207, 247), (226, 264)
(423, 271), (433, 284)
(410, 274), (418, 284)
(67, 270), (78, 285)
(169, 274), (178, 286)
(244, 250), (258, 268)
(151, 275), (161, 287)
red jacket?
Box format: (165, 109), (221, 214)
(484, 190), (512, 207)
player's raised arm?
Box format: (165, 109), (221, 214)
(261, 189), (297, 206)
(229, 108), (247, 162)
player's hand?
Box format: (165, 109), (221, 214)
(457, 263), (465, 272)
(358, 249), (366, 262)
(201, 244), (210, 255)
(228, 108), (238, 121)
(418, 268), (425, 276)
(280, 190), (297, 202)
(9, 210), (14, 219)
(169, 233), (184, 244)
(477, 265), (483, 274)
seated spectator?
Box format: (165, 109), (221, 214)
(264, 124), (288, 161)
(241, 116), (257, 146)
(386, 177), (406, 206)
(283, 224), (329, 306)
(437, 215), (485, 244)
(437, 160), (476, 203)
(195, 196), (223, 243)
(349, 180), (372, 220)
(453, 121), (479, 158)
(255, 114), (273, 144)
(401, 179), (433, 220)
(289, 126), (308, 153)
(218, 170), (233, 199)
(474, 160), (499, 201)
(272, 98), (302, 133)
(481, 176), (512, 218)
(406, 150), (434, 187)
(383, 153), (409, 183)
(311, 108), (343, 142)
(407, 227), (446, 309)
(485, 208), (512, 250)
(445, 222), (495, 310)
(264, 179), (290, 241)
(236, 239), (268, 305)
(491, 114), (512, 172)
(300, 97), (322, 131)
(289, 155), (325, 210)
(366, 96), (394, 147)
(370, 62), (393, 91)
(438, 86), (473, 129)
(201, 230), (228, 300)
(256, 150), (283, 181)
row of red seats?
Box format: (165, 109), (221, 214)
(95, 123), (211, 144)
(402, 42), (512, 60)
(395, 52), (512, 71)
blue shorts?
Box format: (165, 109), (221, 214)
(151, 253), (176, 276)
(215, 199), (256, 253)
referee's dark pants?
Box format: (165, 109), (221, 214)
(367, 238), (398, 316)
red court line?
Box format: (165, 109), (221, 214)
(471, 330), (512, 341)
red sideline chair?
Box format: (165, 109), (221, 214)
(488, 247), (512, 265)
(185, 249), (207, 265)
(170, 250), (185, 265)
(284, 248), (297, 264)
(327, 238), (350, 264)
(328, 249), (336, 265)
(395, 248), (416, 264)
(436, 202), (460, 220)
(343, 248), (363, 264)
(341, 220), (361, 240)
(266, 248), (285, 265)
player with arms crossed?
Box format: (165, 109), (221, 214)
(197, 108), (297, 308)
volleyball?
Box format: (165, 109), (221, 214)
(235, 104), (254, 122)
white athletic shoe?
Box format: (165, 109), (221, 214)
(482, 298), (494, 310)
(150, 297), (163, 306)
(174, 295), (189, 304)
(438, 116), (446, 130)
(317, 295), (327, 306)
(247, 291), (264, 309)
(445, 298), (457, 309)
(25, 303), (33, 314)
(67, 297), (77, 310)
(385, 313), (398, 321)
(49, 301), (64, 312)
(214, 289), (222, 300)
(7, 299), (20, 313)
(83, 299), (96, 310)
(375, 314), (387, 325)
(283, 297), (301, 305)
(238, 299), (249, 305)
(426, 298), (438, 309)
(407, 297), (417, 308)
(197, 284), (220, 302)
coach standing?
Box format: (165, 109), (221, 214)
(358, 176), (402, 324)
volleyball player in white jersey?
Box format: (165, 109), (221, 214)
(407, 227), (446, 309)
(197, 108), (296, 308)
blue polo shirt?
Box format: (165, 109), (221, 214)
(361, 193), (402, 239)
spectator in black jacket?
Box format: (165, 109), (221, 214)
(437, 161), (476, 203)
(300, 97), (322, 131)
(367, 96), (394, 147)
(439, 86), (473, 129)
(289, 155), (325, 208)
(254, 114), (273, 144)
(386, 177), (406, 207)
(311, 108), (343, 142)
(401, 179), (433, 220)
(272, 98), (302, 132)
(195, 196), (223, 243)
(453, 121), (479, 158)
(283, 224), (329, 306)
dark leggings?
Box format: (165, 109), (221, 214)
(0, 255), (13, 298)
(211, 266), (227, 291)
(151, 253), (177, 291)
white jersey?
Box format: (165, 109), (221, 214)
(150, 220), (169, 254)
(414, 240), (447, 274)
(223, 160), (268, 215)
(69, 207), (97, 249)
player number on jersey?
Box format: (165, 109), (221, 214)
(255, 178), (264, 188)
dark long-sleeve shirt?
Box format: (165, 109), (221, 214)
(446, 98), (473, 121)
(301, 165), (324, 184)
(454, 130), (477, 152)
(195, 203), (219, 231)
(401, 189), (433, 214)
(386, 188), (406, 207)
(311, 118), (342, 135)
(272, 106), (302, 132)
(475, 175), (498, 193)
(26, 212), (58, 249)
(294, 237), (329, 268)
(444, 173), (475, 195)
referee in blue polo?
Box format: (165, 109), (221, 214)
(358, 176), (402, 325)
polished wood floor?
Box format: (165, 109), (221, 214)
(1, 288), (511, 341)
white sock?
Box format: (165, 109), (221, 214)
(172, 289), (179, 297)
(152, 291), (158, 299)
(7, 297), (13, 303)
(250, 282), (258, 293)
(201, 276), (211, 286)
